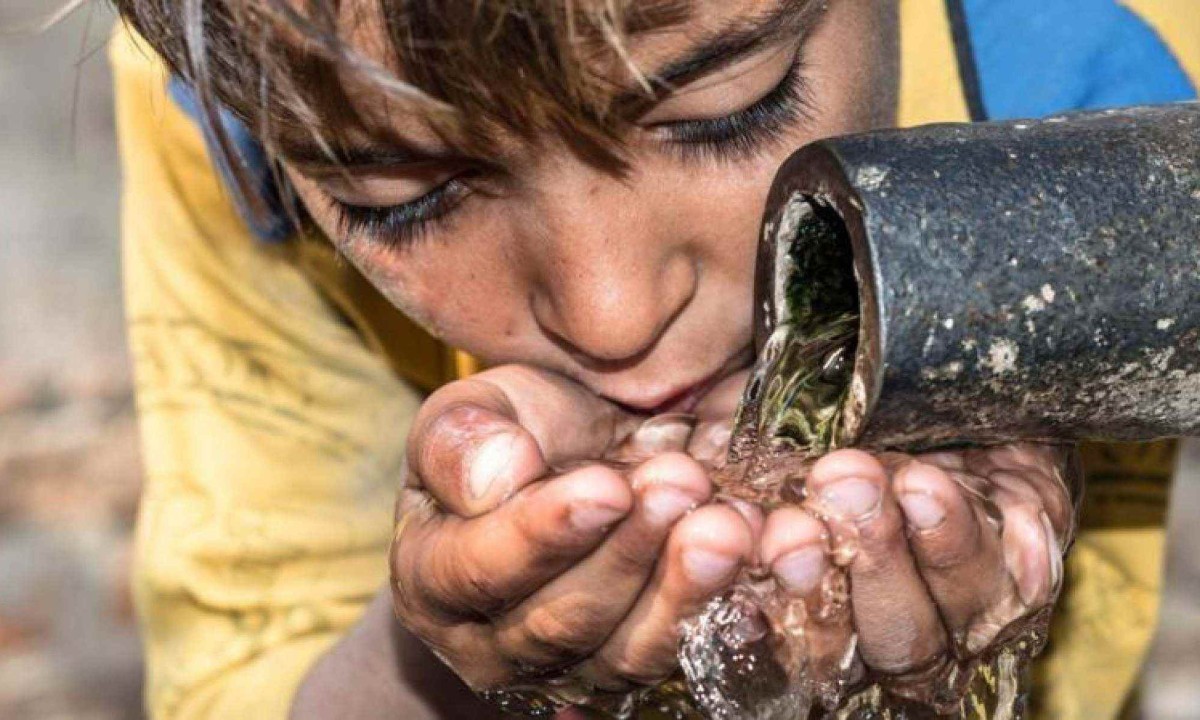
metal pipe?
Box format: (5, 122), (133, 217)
(755, 102), (1200, 451)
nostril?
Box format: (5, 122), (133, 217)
(531, 256), (696, 368)
(535, 307), (663, 369)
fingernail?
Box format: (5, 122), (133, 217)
(683, 549), (739, 586)
(570, 504), (627, 533)
(899, 492), (946, 530)
(467, 434), (513, 500)
(642, 489), (696, 527)
(821, 478), (881, 520)
(632, 414), (696, 453)
(773, 547), (825, 595)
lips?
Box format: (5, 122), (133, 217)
(643, 373), (727, 415)
(603, 348), (753, 415)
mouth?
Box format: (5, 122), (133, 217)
(606, 347), (754, 416)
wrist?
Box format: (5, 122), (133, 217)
(290, 588), (502, 720)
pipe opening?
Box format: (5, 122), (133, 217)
(738, 194), (865, 456)
(780, 196), (859, 333)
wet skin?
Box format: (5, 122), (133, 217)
(279, 0), (1073, 713)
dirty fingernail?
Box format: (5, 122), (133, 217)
(821, 478), (881, 520)
(899, 492), (946, 530)
(468, 434), (513, 500)
(773, 547), (826, 595)
(571, 504), (627, 533)
(643, 489), (696, 528)
(683, 549), (740, 586)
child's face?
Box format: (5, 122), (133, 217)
(285, 0), (894, 413)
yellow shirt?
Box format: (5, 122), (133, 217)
(111, 3), (1194, 718)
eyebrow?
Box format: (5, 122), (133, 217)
(625, 0), (822, 103)
(279, 140), (444, 169)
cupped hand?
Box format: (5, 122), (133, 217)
(389, 365), (754, 712)
(760, 444), (1079, 707)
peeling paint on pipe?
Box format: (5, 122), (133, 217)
(757, 102), (1200, 450)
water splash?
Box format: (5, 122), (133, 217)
(670, 304), (1067, 719)
(674, 313), (861, 720)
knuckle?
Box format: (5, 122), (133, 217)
(517, 607), (597, 662)
(414, 529), (509, 618)
(917, 517), (986, 571)
(451, 556), (511, 615)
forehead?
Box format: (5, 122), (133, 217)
(271, 0), (814, 160)
(332, 0), (797, 64)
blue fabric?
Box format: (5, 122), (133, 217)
(962, 0), (1197, 120)
(168, 78), (296, 242)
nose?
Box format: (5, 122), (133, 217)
(523, 171), (697, 366)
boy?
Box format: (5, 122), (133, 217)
(108, 0), (1197, 718)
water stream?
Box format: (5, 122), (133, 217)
(665, 197), (1061, 720)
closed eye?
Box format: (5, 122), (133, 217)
(653, 50), (810, 163)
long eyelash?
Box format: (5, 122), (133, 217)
(332, 179), (466, 248)
(662, 54), (812, 164)
(329, 58), (809, 244)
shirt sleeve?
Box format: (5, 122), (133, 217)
(110, 26), (423, 719)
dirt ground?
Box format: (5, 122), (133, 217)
(0, 2), (1197, 719)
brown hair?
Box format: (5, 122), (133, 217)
(113, 0), (695, 177)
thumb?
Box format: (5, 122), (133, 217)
(406, 365), (641, 517)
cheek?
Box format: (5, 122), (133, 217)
(800, 0), (896, 134)
(289, 177), (528, 345)
(351, 240), (529, 348)
(668, 155), (780, 272)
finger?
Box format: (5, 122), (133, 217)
(581, 504), (753, 688)
(893, 460), (1019, 656)
(688, 370), (748, 468)
(762, 507), (858, 685)
(990, 485), (1061, 610)
(395, 465), (633, 618)
(609, 414), (696, 465)
(476, 366), (644, 463)
(687, 418), (734, 468)
(982, 445), (1076, 540)
(493, 454), (713, 667)
(944, 445), (1074, 545)
(407, 403), (547, 517)
(763, 507), (829, 596)
(408, 366), (641, 516)
(805, 450), (947, 675)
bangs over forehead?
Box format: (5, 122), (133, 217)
(115, 0), (707, 163)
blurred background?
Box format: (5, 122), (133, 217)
(0, 2), (1198, 719)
